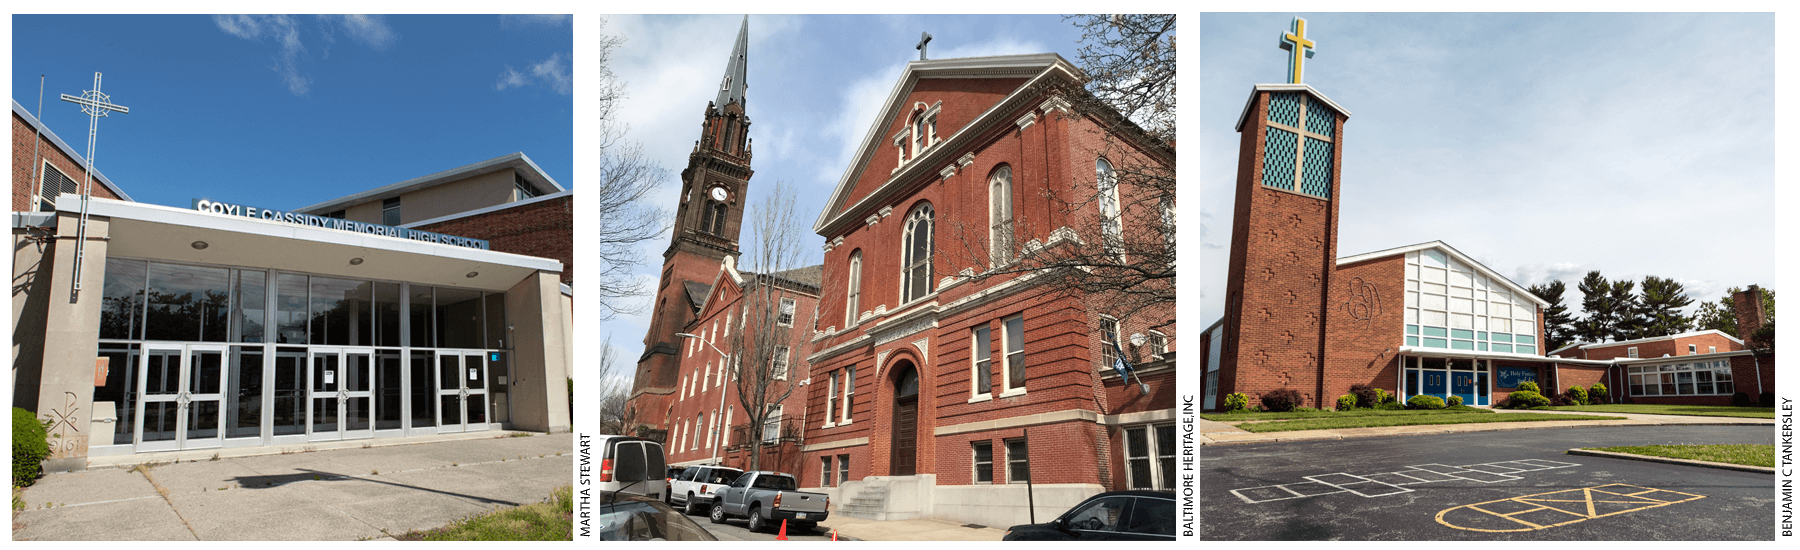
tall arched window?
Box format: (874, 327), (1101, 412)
(902, 203), (935, 303)
(845, 250), (863, 326)
(701, 200), (728, 235)
(1096, 158), (1123, 258)
(989, 165), (1014, 264)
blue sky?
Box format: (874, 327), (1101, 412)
(597, 14), (1089, 366)
(11, 14), (572, 210)
(1200, 13), (1776, 326)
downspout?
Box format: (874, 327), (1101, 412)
(1754, 355), (1763, 395)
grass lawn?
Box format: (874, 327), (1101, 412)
(1583, 444), (1775, 468)
(1202, 407), (1494, 422)
(397, 486), (572, 541)
(1544, 404), (1775, 419)
(1225, 412), (1625, 433)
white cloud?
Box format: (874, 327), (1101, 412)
(501, 15), (570, 29)
(495, 52), (570, 95)
(495, 66), (528, 91)
(322, 14), (398, 50)
(214, 14), (399, 96)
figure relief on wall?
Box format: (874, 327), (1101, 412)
(1343, 276), (1382, 329)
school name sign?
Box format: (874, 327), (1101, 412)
(192, 199), (490, 250)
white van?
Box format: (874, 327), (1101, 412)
(594, 435), (667, 500)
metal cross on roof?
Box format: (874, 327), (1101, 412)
(1279, 17), (1316, 84)
(916, 32), (933, 61)
(58, 71), (130, 299)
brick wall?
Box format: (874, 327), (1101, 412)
(1321, 256), (1404, 405)
(13, 112), (127, 212)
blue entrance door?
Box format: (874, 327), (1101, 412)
(1452, 372), (1476, 405)
(1422, 371), (1446, 396)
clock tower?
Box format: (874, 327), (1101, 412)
(631, 16), (755, 413)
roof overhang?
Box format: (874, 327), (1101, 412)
(59, 197), (558, 292)
(1400, 346), (1561, 363)
(1234, 83), (1352, 133)
(1580, 329), (1744, 349)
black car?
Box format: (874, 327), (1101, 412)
(597, 491), (720, 541)
(1002, 490), (1175, 541)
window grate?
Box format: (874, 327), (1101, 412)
(1300, 137), (1334, 198)
(1261, 127), (1298, 191)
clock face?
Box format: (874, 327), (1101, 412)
(710, 187), (728, 201)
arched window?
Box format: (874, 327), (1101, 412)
(701, 199), (728, 236)
(696, 412), (707, 450)
(845, 250), (863, 326)
(902, 203), (935, 303)
(989, 165), (1014, 264)
(1096, 158), (1123, 258)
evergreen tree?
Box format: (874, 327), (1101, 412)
(1575, 271), (1616, 343)
(1635, 276), (1694, 337)
(1607, 279), (1642, 341)
(1527, 280), (1577, 352)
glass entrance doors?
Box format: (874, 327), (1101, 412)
(135, 344), (227, 451)
(308, 348), (375, 442)
(436, 351), (490, 433)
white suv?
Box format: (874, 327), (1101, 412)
(670, 465), (744, 515)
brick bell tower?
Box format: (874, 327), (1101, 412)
(1219, 17), (1352, 410)
(631, 16), (755, 407)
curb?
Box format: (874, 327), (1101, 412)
(1566, 448), (1775, 474)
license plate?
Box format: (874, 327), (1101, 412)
(796, 513), (808, 519)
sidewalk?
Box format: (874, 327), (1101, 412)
(818, 515), (1009, 541)
(1199, 409), (1772, 446)
(13, 432), (572, 541)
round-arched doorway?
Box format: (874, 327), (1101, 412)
(890, 363), (919, 476)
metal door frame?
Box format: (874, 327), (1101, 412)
(134, 343), (228, 452)
(434, 349), (491, 433)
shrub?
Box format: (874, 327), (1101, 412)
(1516, 381), (1541, 394)
(1376, 402), (1407, 411)
(1566, 385), (1589, 406)
(1349, 384), (1380, 409)
(14, 407), (48, 487)
(1446, 395), (1464, 407)
(1588, 383), (1608, 404)
(1507, 390), (1550, 409)
(1406, 395), (1446, 410)
(1761, 393), (1776, 407)
(1336, 394), (1357, 411)
(1732, 392), (1753, 407)
(1548, 394), (1572, 407)
(1260, 388), (1305, 413)
(1223, 392), (1250, 412)
(1376, 388), (1395, 404)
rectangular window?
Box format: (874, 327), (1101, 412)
(1005, 438), (1029, 483)
(1100, 317), (1121, 369)
(1709, 346), (1717, 354)
(778, 298), (796, 326)
(514, 174), (540, 201)
(773, 346), (790, 380)
(841, 367), (855, 424)
(381, 197), (401, 226)
(973, 441), (994, 484)
(763, 404), (782, 443)
(838, 454), (850, 484)
(824, 373), (836, 426)
(821, 456), (834, 487)
(1125, 423), (1178, 490)
(972, 326), (993, 396)
(1628, 347), (1638, 358)
(1003, 316), (1026, 393)
(1148, 332), (1167, 361)
(1688, 344), (1697, 355)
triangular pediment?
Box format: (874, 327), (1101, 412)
(812, 53), (1083, 237)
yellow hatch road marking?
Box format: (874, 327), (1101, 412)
(1436, 484), (1705, 533)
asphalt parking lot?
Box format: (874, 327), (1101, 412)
(1201, 425), (1774, 540)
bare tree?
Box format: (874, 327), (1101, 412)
(726, 181), (811, 470)
(594, 17), (672, 321)
(948, 15), (1176, 331)
(595, 335), (637, 435)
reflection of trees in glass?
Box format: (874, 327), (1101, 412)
(144, 289), (231, 341)
(99, 291), (145, 340)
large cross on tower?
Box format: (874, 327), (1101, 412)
(916, 32), (933, 61)
(59, 71), (129, 298)
(1279, 17), (1316, 84)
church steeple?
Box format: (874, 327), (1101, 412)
(713, 15), (749, 115)
(667, 15), (753, 263)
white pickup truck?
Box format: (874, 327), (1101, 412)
(708, 471), (830, 532)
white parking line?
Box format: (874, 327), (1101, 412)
(1228, 459), (1581, 504)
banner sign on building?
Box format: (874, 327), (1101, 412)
(192, 199), (489, 250)
(1497, 366), (1538, 389)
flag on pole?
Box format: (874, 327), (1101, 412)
(1113, 341), (1150, 395)
(1111, 342), (1133, 380)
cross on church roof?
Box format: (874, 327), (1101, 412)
(916, 32), (932, 61)
(1279, 17), (1316, 84)
(60, 72), (129, 117)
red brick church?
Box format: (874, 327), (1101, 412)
(625, 18), (1176, 528)
(1199, 18), (1775, 413)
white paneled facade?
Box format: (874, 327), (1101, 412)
(1402, 249), (1540, 355)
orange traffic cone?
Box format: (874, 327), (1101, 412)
(777, 519), (789, 540)
(831, 529), (839, 541)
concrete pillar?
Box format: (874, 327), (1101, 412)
(35, 212), (111, 472)
(505, 270), (571, 433)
